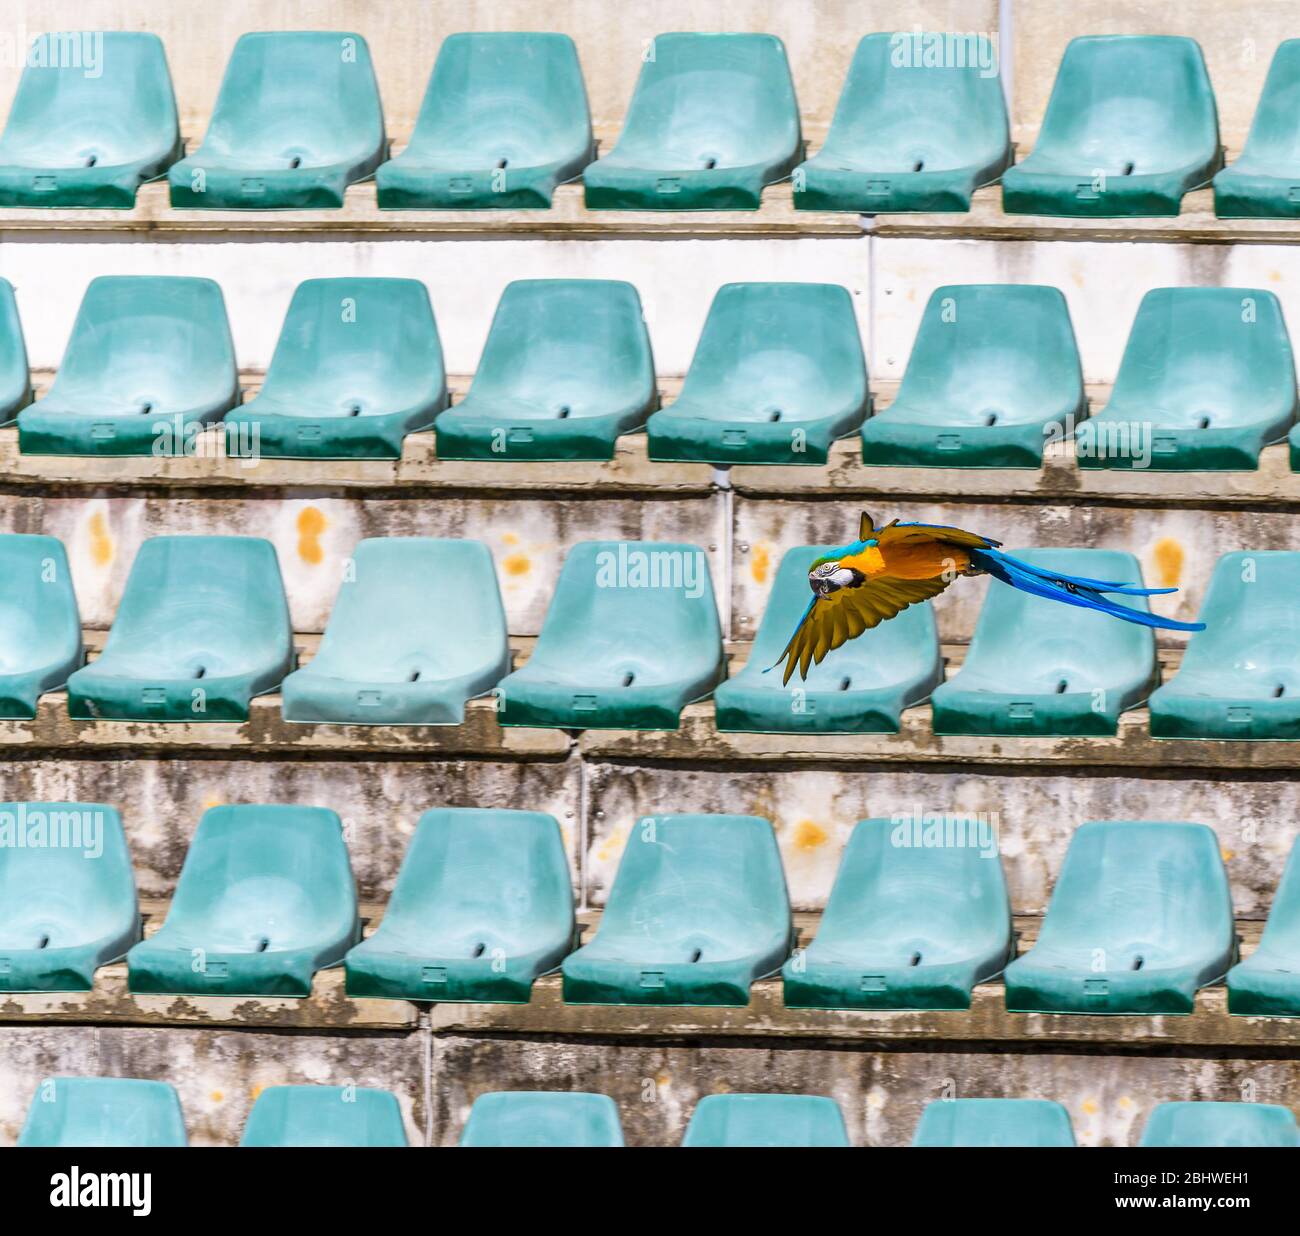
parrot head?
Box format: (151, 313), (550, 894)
(808, 557), (865, 597)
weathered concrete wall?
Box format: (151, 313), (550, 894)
(0, 0), (999, 139)
(585, 762), (1300, 914)
(0, 1024), (425, 1146)
(1012, 0), (1293, 152)
(0, 237), (869, 375)
(0, 492), (726, 632)
(429, 1034), (1300, 1147)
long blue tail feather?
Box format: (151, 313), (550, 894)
(970, 547), (1205, 632)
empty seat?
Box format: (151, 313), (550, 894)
(127, 804), (358, 997)
(240, 1085), (408, 1147)
(377, 33), (593, 209)
(1004, 821), (1234, 1014)
(647, 283), (868, 465)
(496, 540), (724, 730)
(67, 536), (293, 722)
(1227, 835), (1300, 1016)
(434, 280), (656, 461)
(1150, 551), (1300, 740)
(681, 1094), (850, 1146)
(0, 278), (32, 426)
(930, 548), (1158, 737)
(0, 802), (138, 992)
(17, 276), (239, 457)
(282, 538), (507, 725)
(562, 814), (792, 1005)
(460, 1091), (624, 1146)
(715, 546), (940, 733)
(861, 285), (1086, 467)
(783, 817), (1012, 1010)
(0, 534), (83, 719)
(19, 1077), (187, 1146)
(1139, 1102), (1300, 1147)
(794, 32), (1011, 213)
(225, 278), (446, 460)
(584, 33), (801, 210)
(0, 32), (182, 208)
(1215, 41), (1300, 218)
(912, 1099), (1076, 1147)
(1077, 289), (1297, 471)
(345, 808), (574, 1001)
(168, 32), (385, 209)
(1002, 36), (1221, 217)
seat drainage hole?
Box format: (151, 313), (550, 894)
(139, 401), (153, 415)
(1121, 161), (1135, 176)
(768, 408), (783, 422)
(288, 156), (302, 169)
(839, 676), (852, 691)
(85, 154), (98, 168)
(1197, 414), (1211, 429)
(621, 671), (635, 687)
(495, 157), (509, 170)
(1131, 955), (1144, 971)
(193, 666), (206, 680)
(1055, 678), (1068, 694)
(702, 157), (717, 170)
(255, 937), (270, 953)
(36, 933), (49, 950)
(556, 405), (571, 419)
(348, 403), (362, 417)
(912, 159), (925, 173)
(472, 942), (486, 958)
(909, 951), (923, 967)
(689, 948), (703, 963)
(983, 412), (999, 427)
(1275, 684), (1287, 698)
(408, 670), (421, 683)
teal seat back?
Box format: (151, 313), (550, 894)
(1235, 40), (1300, 167)
(682, 1093), (850, 1146)
(0, 31), (178, 166)
(0, 278), (31, 423)
(164, 805), (356, 951)
(469, 279), (654, 417)
(241, 1084), (408, 1146)
(0, 534), (80, 674)
(610, 33), (799, 166)
(19, 1077), (187, 1146)
(460, 1091), (624, 1146)
(913, 1098), (1076, 1146)
(1139, 1102), (1300, 1147)
(409, 33), (591, 164)
(677, 283), (866, 423)
(199, 31), (384, 162)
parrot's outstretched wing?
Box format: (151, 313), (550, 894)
(876, 520), (1000, 552)
(769, 572), (953, 685)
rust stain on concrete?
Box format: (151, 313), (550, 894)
(793, 819), (828, 851)
(502, 553), (531, 577)
(296, 507), (327, 564)
(1152, 537), (1184, 588)
(88, 511), (113, 568)
(750, 542), (771, 584)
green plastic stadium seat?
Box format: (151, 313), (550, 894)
(1215, 41), (1300, 219)
(1227, 836), (1300, 1016)
(127, 804), (358, 997)
(715, 546), (940, 733)
(377, 33), (593, 209)
(647, 283), (868, 465)
(0, 802), (138, 992)
(496, 540), (723, 730)
(563, 814), (792, 1006)
(584, 33), (801, 210)
(434, 280), (656, 461)
(240, 1085), (407, 1147)
(0, 32), (182, 208)
(66, 536), (292, 723)
(1139, 1102), (1300, 1147)
(19, 1078), (187, 1146)
(17, 276), (238, 457)
(1150, 552), (1300, 740)
(168, 32), (385, 209)
(0, 534), (82, 719)
(460, 1091), (624, 1146)
(282, 538), (507, 726)
(345, 808), (574, 1002)
(783, 817), (1011, 1010)
(225, 278), (445, 460)
(1004, 821), (1235, 1015)
(912, 1099), (1076, 1147)
(1077, 289), (1296, 471)
(862, 285), (1085, 468)
(794, 33), (1010, 213)
(682, 1094), (850, 1146)
(931, 549), (1158, 737)
(0, 278), (32, 426)
(1002, 36), (1221, 217)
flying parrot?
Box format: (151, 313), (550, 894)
(768, 513), (1205, 685)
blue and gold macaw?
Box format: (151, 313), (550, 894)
(770, 513), (1205, 684)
